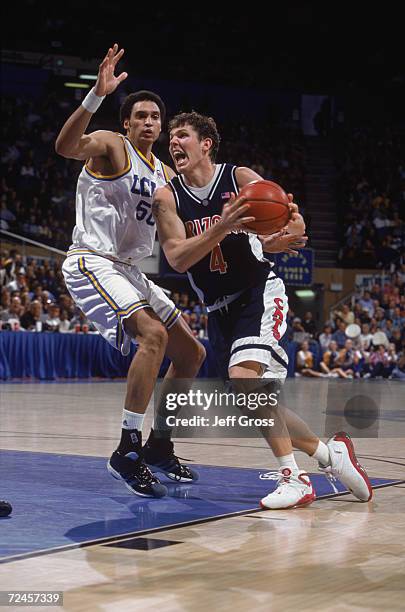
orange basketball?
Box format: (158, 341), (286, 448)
(238, 180), (291, 235)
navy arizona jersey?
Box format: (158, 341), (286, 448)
(169, 163), (271, 306)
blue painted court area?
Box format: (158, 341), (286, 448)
(0, 449), (398, 560)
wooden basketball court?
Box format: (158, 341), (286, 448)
(1, 379), (404, 611)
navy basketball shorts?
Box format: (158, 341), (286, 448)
(207, 276), (288, 380)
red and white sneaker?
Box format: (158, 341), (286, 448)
(320, 432), (373, 502)
(260, 467), (316, 510)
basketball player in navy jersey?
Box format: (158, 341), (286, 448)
(56, 47), (205, 498)
(152, 112), (372, 509)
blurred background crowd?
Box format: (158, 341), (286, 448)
(288, 262), (405, 379)
(1, 4), (404, 381)
(1, 94), (403, 268)
(1, 246), (404, 379)
(335, 127), (405, 268)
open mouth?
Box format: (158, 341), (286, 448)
(172, 150), (188, 165)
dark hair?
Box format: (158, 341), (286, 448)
(169, 111), (221, 161)
(119, 90), (166, 127)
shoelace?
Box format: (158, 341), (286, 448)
(169, 456), (194, 480)
(131, 460), (155, 485)
(259, 470), (291, 484)
(154, 441), (193, 465)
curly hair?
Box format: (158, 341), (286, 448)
(169, 111), (221, 161)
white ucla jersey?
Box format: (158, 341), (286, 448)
(69, 135), (169, 263)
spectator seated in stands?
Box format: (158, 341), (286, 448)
(302, 311), (317, 338)
(20, 299), (46, 331)
(0, 286), (11, 316)
(335, 126), (404, 270)
(364, 344), (395, 379)
(320, 340), (350, 378)
(335, 338), (363, 378)
(391, 352), (405, 380)
(318, 324), (333, 351)
(295, 340), (325, 378)
(6, 270), (28, 293)
(0, 295), (23, 329)
(331, 319), (347, 348)
(58, 309), (71, 333)
(359, 323), (373, 352)
(291, 317), (308, 343)
(333, 303), (355, 326)
(358, 291), (375, 318)
(43, 303), (61, 332)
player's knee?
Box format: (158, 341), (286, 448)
(229, 361), (263, 379)
(172, 337), (206, 374)
(139, 322), (168, 355)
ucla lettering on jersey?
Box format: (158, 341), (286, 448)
(69, 135), (169, 264)
(169, 164), (271, 306)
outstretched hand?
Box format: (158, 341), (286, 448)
(94, 44), (128, 97)
(260, 229), (308, 255)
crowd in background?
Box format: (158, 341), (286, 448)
(0, 248), (92, 333)
(2, 246), (404, 379)
(0, 96), (79, 250)
(288, 263), (405, 380)
(0, 95), (306, 252)
(0, 248), (208, 338)
(334, 127), (405, 268)
(1, 92), (404, 380)
(2, 95), (404, 268)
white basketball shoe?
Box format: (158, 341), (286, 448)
(260, 467), (316, 510)
(320, 432), (373, 502)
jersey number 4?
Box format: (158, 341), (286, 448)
(210, 244), (228, 274)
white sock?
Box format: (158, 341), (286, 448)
(312, 440), (330, 466)
(122, 409), (145, 431)
(276, 453), (299, 471)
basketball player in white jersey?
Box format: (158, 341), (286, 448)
(152, 112), (373, 509)
(56, 45), (205, 498)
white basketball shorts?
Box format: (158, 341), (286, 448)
(62, 250), (181, 356)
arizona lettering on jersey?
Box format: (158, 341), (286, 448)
(69, 135), (168, 264)
(169, 164), (271, 306)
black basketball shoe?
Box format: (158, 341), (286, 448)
(107, 428), (167, 498)
(107, 451), (168, 498)
(143, 429), (199, 482)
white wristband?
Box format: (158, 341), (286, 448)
(81, 88), (106, 114)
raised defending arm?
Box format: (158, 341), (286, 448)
(55, 44), (128, 160)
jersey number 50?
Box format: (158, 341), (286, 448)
(210, 244), (228, 274)
(136, 200), (155, 226)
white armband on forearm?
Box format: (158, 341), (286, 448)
(81, 88), (106, 113)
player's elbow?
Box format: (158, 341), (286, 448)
(169, 257), (188, 274)
(55, 137), (71, 158)
(55, 136), (80, 159)
(163, 241), (189, 273)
